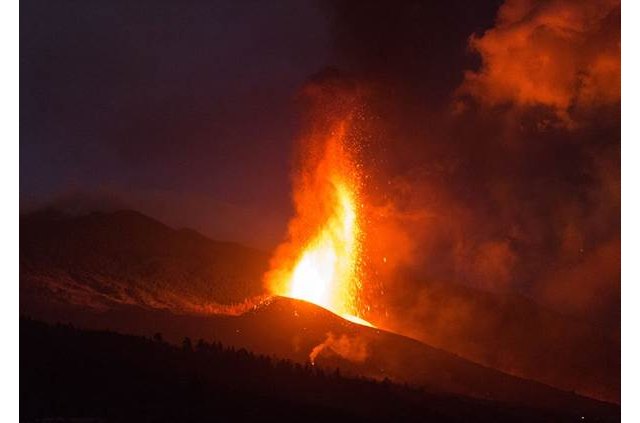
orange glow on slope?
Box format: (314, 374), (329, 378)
(265, 116), (373, 327)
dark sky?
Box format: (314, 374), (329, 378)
(21, 0), (620, 325)
(20, 0), (507, 249)
(21, 0), (335, 248)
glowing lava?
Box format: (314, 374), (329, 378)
(265, 114), (373, 327)
(287, 180), (366, 324)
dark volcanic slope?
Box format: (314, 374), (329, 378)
(21, 296), (618, 421)
(20, 210), (269, 312)
(23, 318), (605, 423)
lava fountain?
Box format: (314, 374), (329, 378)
(265, 85), (372, 327)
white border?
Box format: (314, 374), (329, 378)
(1, 0), (19, 421)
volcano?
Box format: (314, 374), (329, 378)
(20, 210), (619, 421)
(21, 209), (620, 400)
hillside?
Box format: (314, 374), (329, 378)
(20, 209), (269, 313)
(20, 318), (619, 422)
(20, 295), (618, 420)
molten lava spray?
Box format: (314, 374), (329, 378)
(265, 84), (372, 326)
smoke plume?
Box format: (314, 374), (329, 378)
(309, 332), (369, 365)
(318, 0), (620, 401)
(458, 0), (620, 125)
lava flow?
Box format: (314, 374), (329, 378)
(265, 99), (373, 327)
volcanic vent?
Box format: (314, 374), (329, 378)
(264, 75), (373, 327)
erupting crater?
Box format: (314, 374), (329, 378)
(265, 107), (373, 327)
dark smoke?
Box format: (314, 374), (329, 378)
(319, 0), (620, 401)
(322, 0), (619, 324)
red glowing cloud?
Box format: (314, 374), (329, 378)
(459, 0), (620, 123)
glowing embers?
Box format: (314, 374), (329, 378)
(286, 182), (363, 321)
(266, 116), (373, 327)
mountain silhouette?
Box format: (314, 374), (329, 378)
(21, 209), (269, 313)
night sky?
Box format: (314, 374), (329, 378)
(20, 0), (508, 249)
(20, 0), (620, 326)
(21, 0), (335, 248)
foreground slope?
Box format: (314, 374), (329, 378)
(24, 318), (610, 423)
(21, 295), (618, 420)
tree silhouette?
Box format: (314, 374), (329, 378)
(19, 318), (617, 423)
(182, 337), (193, 352)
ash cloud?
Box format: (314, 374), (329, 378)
(321, 0), (619, 400)
(322, 0), (620, 320)
(458, 0), (620, 125)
